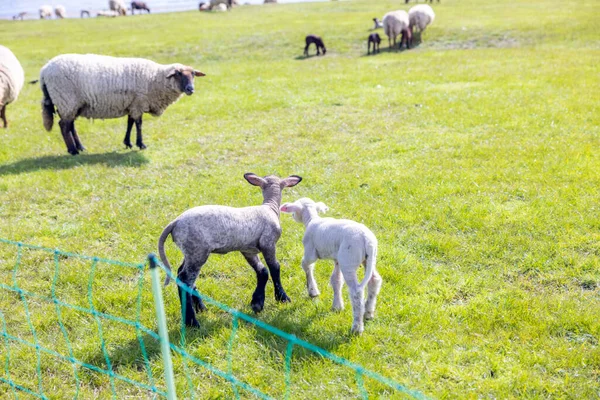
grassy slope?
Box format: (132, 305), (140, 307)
(0, 0), (599, 398)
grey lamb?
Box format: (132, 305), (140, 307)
(158, 173), (302, 327)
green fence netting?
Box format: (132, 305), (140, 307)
(0, 238), (428, 399)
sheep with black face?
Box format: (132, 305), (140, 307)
(39, 54), (205, 154)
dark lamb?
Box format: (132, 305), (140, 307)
(304, 35), (327, 57)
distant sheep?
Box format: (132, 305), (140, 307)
(409, 4), (435, 42)
(383, 10), (412, 49)
(131, 1), (150, 14)
(158, 173), (303, 327)
(96, 10), (119, 17)
(210, 0), (235, 10)
(0, 46), (25, 128)
(55, 5), (67, 19)
(109, 0), (127, 16)
(372, 17), (383, 29)
(281, 198), (382, 335)
(368, 33), (381, 55)
(214, 3), (228, 11)
(39, 54), (205, 155)
(304, 35), (326, 57)
(81, 10), (91, 18)
(13, 12), (27, 20)
(39, 5), (52, 19)
(264, 0), (277, 3)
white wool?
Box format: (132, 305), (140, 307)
(39, 54), (190, 121)
(409, 4), (435, 32)
(109, 0), (127, 15)
(214, 3), (228, 11)
(281, 198), (382, 335)
(382, 10), (409, 42)
(55, 5), (67, 19)
(39, 5), (52, 19)
(0, 45), (25, 106)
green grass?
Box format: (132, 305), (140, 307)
(0, 0), (599, 398)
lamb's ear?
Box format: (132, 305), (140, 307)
(244, 173), (266, 187)
(315, 202), (329, 214)
(280, 203), (301, 214)
(193, 70), (206, 77)
(166, 67), (179, 79)
(281, 175), (302, 188)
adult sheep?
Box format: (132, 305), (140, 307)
(39, 5), (52, 19)
(382, 10), (411, 50)
(409, 4), (435, 42)
(55, 5), (67, 19)
(210, 0), (235, 10)
(39, 54), (205, 155)
(0, 46), (25, 128)
(131, 1), (150, 14)
(109, 0), (127, 16)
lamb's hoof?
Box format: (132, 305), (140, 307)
(76, 145), (86, 152)
(192, 297), (207, 313)
(275, 293), (291, 303)
(137, 143), (147, 150)
(331, 305), (344, 312)
(185, 319), (200, 329)
(351, 325), (364, 335)
(251, 302), (264, 313)
(68, 149), (79, 156)
(364, 311), (375, 321)
(308, 290), (320, 298)
(124, 142), (133, 149)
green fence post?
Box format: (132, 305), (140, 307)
(149, 254), (177, 400)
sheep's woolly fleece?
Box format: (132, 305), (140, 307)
(0, 45), (24, 107)
(409, 5), (435, 32)
(40, 54), (194, 123)
(382, 10), (410, 40)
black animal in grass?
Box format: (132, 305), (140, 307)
(368, 33), (381, 55)
(304, 35), (327, 57)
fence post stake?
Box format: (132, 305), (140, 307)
(149, 254), (177, 400)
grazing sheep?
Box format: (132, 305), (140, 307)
(304, 35), (326, 57)
(199, 2), (211, 11)
(39, 5), (52, 19)
(13, 12), (27, 20)
(81, 10), (91, 18)
(39, 54), (205, 155)
(55, 5), (67, 19)
(368, 33), (381, 55)
(372, 17), (383, 29)
(409, 4), (435, 44)
(109, 0), (127, 16)
(383, 10), (412, 50)
(280, 198), (382, 335)
(214, 3), (228, 11)
(210, 0), (234, 10)
(96, 10), (119, 17)
(131, 1), (150, 14)
(158, 173), (303, 327)
(0, 46), (25, 129)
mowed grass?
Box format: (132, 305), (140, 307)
(0, 0), (599, 398)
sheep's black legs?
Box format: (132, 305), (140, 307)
(134, 117), (146, 149)
(59, 119), (78, 155)
(261, 248), (290, 304)
(124, 116), (134, 149)
(70, 121), (85, 151)
(242, 252), (270, 313)
(177, 254), (209, 328)
(304, 44), (309, 57)
(1, 105), (6, 128)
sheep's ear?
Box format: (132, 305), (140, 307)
(280, 203), (301, 214)
(281, 175), (302, 188)
(244, 173), (266, 187)
(315, 202), (329, 214)
(193, 70), (206, 77)
(166, 68), (179, 79)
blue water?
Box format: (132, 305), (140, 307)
(1, 0), (325, 19)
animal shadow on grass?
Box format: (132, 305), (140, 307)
(0, 151), (148, 176)
(294, 54), (320, 60)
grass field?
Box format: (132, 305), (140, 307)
(0, 0), (599, 398)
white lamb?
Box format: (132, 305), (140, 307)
(109, 0), (127, 16)
(55, 5), (67, 19)
(281, 198), (382, 335)
(382, 10), (412, 49)
(39, 5), (53, 19)
(0, 46), (25, 128)
(39, 54), (205, 155)
(409, 4), (435, 39)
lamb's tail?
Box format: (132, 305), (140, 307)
(41, 82), (54, 132)
(158, 220), (177, 286)
(357, 236), (377, 291)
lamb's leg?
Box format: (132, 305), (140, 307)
(124, 116), (134, 149)
(134, 117), (146, 149)
(342, 268), (364, 335)
(304, 43), (309, 57)
(330, 261), (344, 311)
(262, 247), (291, 303)
(70, 121), (85, 152)
(364, 270), (382, 320)
(1, 105), (6, 128)
(59, 119), (78, 155)
(301, 256), (320, 298)
(177, 252), (209, 328)
(178, 260), (206, 313)
(242, 252), (270, 313)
